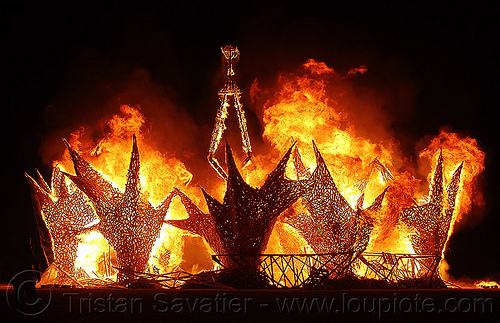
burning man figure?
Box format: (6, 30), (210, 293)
(208, 45), (253, 179)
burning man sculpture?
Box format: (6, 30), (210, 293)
(167, 143), (302, 265)
(208, 45), (253, 179)
(25, 167), (98, 279)
(401, 151), (463, 256)
(286, 142), (386, 254)
(63, 135), (174, 281)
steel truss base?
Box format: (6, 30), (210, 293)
(354, 252), (441, 283)
(212, 252), (357, 288)
(213, 252), (441, 288)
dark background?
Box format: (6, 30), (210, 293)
(1, 1), (498, 282)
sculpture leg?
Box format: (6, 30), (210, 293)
(208, 95), (230, 179)
(234, 95), (253, 166)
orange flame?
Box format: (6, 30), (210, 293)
(262, 59), (394, 206)
(57, 105), (199, 276)
(258, 59), (486, 275)
(46, 59), (487, 285)
(418, 130), (485, 224)
(475, 280), (499, 289)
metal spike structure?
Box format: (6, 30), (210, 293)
(352, 153), (463, 285)
(164, 187), (224, 255)
(208, 45), (253, 179)
(25, 167), (98, 281)
(400, 151), (464, 256)
(286, 142), (386, 254)
(63, 135), (174, 282)
(167, 142), (302, 266)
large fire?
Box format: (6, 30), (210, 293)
(44, 105), (199, 281)
(257, 59), (485, 272)
(29, 53), (487, 288)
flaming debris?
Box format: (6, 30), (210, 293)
(476, 281), (500, 289)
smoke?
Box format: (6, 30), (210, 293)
(36, 51), (222, 273)
(36, 43), (489, 280)
(37, 50), (219, 188)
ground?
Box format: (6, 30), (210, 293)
(1, 286), (499, 322)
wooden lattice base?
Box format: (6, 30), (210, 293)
(212, 252), (357, 288)
(354, 252), (441, 283)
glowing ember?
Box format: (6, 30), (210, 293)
(63, 135), (174, 281)
(25, 167), (97, 281)
(476, 281), (499, 289)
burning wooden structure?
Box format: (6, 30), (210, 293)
(353, 151), (463, 284)
(26, 137), (466, 288)
(286, 142), (387, 254)
(25, 45), (480, 289)
(25, 167), (97, 283)
(401, 150), (464, 257)
(62, 135), (174, 282)
(167, 143), (303, 267)
(208, 45), (253, 179)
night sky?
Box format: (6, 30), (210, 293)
(1, 2), (498, 282)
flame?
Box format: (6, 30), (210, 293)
(258, 59), (486, 278)
(418, 130), (485, 225)
(262, 59), (393, 206)
(43, 58), (487, 286)
(57, 105), (197, 277)
(475, 280), (499, 289)
(75, 231), (116, 279)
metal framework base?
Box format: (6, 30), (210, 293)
(212, 252), (357, 288)
(38, 252), (444, 289)
(354, 252), (441, 283)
